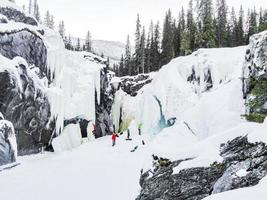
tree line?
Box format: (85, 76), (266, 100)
(114, 0), (267, 77)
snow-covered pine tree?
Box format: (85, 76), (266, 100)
(33, 0), (40, 22)
(58, 21), (66, 39)
(28, 0), (32, 14)
(50, 15), (55, 30)
(43, 11), (50, 27)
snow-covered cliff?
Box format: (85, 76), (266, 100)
(0, 0), (109, 157)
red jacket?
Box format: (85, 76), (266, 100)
(93, 123), (96, 131)
(112, 133), (117, 141)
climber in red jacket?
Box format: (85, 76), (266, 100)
(92, 123), (96, 137)
(112, 132), (119, 146)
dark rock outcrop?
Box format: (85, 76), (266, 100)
(137, 136), (267, 200)
(0, 7), (37, 26)
(0, 30), (47, 78)
(64, 117), (91, 138)
(95, 67), (116, 138)
(0, 63), (53, 156)
(120, 74), (153, 96)
(0, 114), (17, 166)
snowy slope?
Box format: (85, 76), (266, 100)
(71, 37), (125, 64)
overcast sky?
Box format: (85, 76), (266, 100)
(16, 0), (267, 43)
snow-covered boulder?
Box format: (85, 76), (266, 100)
(0, 13), (8, 23)
(0, 113), (17, 166)
(0, 0), (37, 26)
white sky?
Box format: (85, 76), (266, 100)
(16, 0), (267, 43)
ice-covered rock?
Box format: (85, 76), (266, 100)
(242, 31), (267, 123)
(0, 113), (17, 166)
(137, 136), (267, 200)
(120, 73), (154, 96)
(0, 55), (53, 155)
(0, 29), (47, 77)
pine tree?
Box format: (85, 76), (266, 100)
(50, 15), (55, 30)
(124, 35), (132, 75)
(118, 55), (124, 77)
(44, 11), (50, 27)
(199, 0), (216, 47)
(187, 0), (197, 51)
(151, 21), (161, 71)
(58, 21), (66, 39)
(134, 14), (142, 75)
(33, 0), (40, 22)
(85, 31), (92, 52)
(28, 0), (32, 14)
(236, 6), (245, 45)
(145, 22), (153, 73)
(140, 27), (146, 74)
(76, 38), (81, 51)
(44, 11), (55, 29)
(215, 0), (228, 47)
(66, 34), (73, 50)
(246, 8), (257, 43)
(229, 7), (238, 46)
(161, 9), (175, 65)
(259, 9), (267, 31)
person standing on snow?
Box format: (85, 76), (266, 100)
(112, 132), (118, 146)
(138, 123), (143, 135)
(92, 123), (96, 137)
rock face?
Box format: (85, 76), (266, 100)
(0, 113), (17, 166)
(0, 30), (47, 77)
(137, 136), (267, 200)
(0, 6), (54, 156)
(0, 7), (37, 26)
(120, 74), (153, 96)
(242, 31), (267, 123)
(0, 61), (53, 155)
(95, 67), (116, 138)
